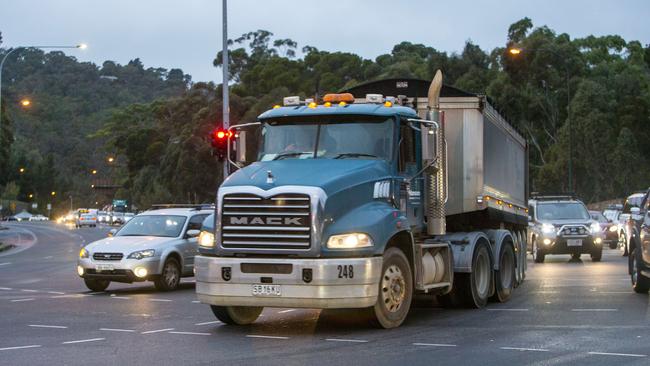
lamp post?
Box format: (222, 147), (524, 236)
(508, 46), (573, 192)
(221, 0), (230, 178)
(0, 44), (86, 137)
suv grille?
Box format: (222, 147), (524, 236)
(560, 225), (588, 236)
(93, 252), (124, 261)
(221, 193), (311, 250)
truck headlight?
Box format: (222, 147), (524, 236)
(541, 224), (555, 234)
(79, 248), (89, 259)
(199, 231), (215, 248)
(327, 233), (373, 249)
(590, 223), (602, 233)
(127, 249), (155, 260)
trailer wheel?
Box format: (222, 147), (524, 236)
(455, 241), (492, 308)
(210, 305), (263, 325)
(366, 247), (413, 329)
(491, 242), (515, 303)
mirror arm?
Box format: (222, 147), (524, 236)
(227, 122), (262, 173)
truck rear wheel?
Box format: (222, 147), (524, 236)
(210, 306), (263, 325)
(491, 243), (515, 303)
(456, 241), (492, 308)
(366, 247), (413, 329)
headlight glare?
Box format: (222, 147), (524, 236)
(327, 233), (373, 249)
(198, 231), (215, 248)
(79, 248), (89, 259)
(541, 224), (555, 234)
(590, 222), (602, 233)
(127, 249), (155, 260)
(609, 225), (618, 232)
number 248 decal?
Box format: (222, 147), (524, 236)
(337, 265), (354, 279)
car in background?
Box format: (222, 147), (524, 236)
(124, 212), (135, 223)
(622, 187), (650, 293)
(528, 194), (604, 263)
(618, 192), (646, 256)
(590, 210), (618, 249)
(76, 212), (98, 228)
(97, 211), (109, 223)
(76, 207), (212, 291)
(111, 212), (125, 225)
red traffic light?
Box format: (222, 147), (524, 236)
(214, 129), (232, 140)
(216, 130), (226, 139)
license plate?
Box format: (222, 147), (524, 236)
(567, 239), (583, 247)
(96, 264), (114, 272)
(252, 284), (281, 297)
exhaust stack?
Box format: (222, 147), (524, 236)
(426, 70), (446, 235)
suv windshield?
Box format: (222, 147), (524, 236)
(259, 116), (393, 161)
(536, 202), (590, 220)
(116, 215), (187, 238)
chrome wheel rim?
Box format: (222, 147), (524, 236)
(164, 263), (179, 287)
(381, 264), (406, 313)
(532, 240), (538, 260)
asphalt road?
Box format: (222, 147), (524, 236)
(1, 222), (649, 366)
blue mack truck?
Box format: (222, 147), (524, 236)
(195, 71), (529, 328)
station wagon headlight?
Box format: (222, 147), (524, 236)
(590, 222), (602, 233)
(327, 233), (373, 249)
(79, 248), (89, 259)
(541, 223), (555, 234)
(199, 231), (215, 248)
(127, 249), (155, 260)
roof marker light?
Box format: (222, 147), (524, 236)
(384, 101), (393, 107)
(308, 102), (317, 109)
(338, 101), (347, 107)
(283, 96), (301, 106)
(324, 102), (331, 107)
(365, 94), (383, 104)
(273, 105), (281, 109)
(323, 93), (355, 103)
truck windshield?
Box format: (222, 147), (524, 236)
(259, 117), (393, 161)
(536, 203), (590, 220)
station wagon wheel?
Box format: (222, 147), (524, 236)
(154, 257), (181, 291)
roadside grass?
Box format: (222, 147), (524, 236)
(0, 241), (15, 253)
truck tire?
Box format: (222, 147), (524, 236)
(630, 247), (650, 294)
(154, 257), (181, 291)
(84, 278), (110, 292)
(591, 248), (602, 262)
(491, 243), (515, 303)
(211, 305), (263, 325)
(455, 241), (492, 308)
(532, 239), (545, 263)
(366, 247), (413, 329)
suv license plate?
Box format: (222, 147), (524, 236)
(252, 284), (281, 297)
(567, 239), (583, 247)
(96, 264), (114, 272)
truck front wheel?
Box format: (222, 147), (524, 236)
(210, 306), (263, 325)
(366, 247), (413, 329)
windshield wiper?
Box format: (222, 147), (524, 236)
(333, 153), (379, 159)
(272, 152), (306, 161)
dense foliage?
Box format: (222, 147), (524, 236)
(2, 18), (650, 214)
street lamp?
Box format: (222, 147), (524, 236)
(507, 46), (573, 191)
(50, 191), (56, 197)
(20, 99), (31, 107)
(107, 156), (115, 163)
(19, 167), (25, 174)
(91, 169), (97, 175)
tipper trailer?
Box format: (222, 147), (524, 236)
(196, 71), (529, 328)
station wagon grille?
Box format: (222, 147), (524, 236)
(93, 252), (124, 261)
(221, 193), (311, 250)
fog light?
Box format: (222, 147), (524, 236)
(543, 239), (551, 245)
(134, 267), (148, 278)
(77, 265), (84, 276)
(595, 237), (602, 245)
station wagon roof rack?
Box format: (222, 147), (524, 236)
(530, 192), (578, 201)
(150, 203), (215, 211)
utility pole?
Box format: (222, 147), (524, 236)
(222, 0), (230, 179)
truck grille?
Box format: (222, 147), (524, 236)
(93, 252), (124, 261)
(221, 193), (311, 250)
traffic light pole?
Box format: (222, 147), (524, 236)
(221, 0), (230, 179)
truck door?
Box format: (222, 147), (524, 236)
(398, 122), (423, 230)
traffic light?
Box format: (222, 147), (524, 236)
(211, 128), (232, 161)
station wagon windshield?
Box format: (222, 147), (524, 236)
(537, 203), (590, 220)
(116, 215), (187, 237)
(259, 117), (394, 161)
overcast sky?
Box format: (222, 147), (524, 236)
(1, 0), (648, 83)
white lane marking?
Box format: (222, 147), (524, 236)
(531, 291), (559, 294)
(598, 291), (630, 294)
(11, 298), (35, 302)
(99, 328), (135, 333)
(148, 298), (172, 302)
(141, 328), (175, 334)
(47, 291), (65, 295)
(20, 289), (38, 293)
(191, 300), (200, 303)
(195, 321), (221, 326)
(588, 352), (646, 358)
(28, 324), (68, 329)
(325, 338), (368, 343)
(50, 294), (89, 298)
(246, 335), (289, 340)
(43, 256), (53, 259)
(62, 338), (105, 344)
(0, 287), (13, 290)
(572, 308), (618, 312)
(109, 296), (131, 300)
(0, 262), (11, 266)
(487, 308), (529, 312)
(0, 345), (41, 351)
(87, 292), (105, 295)
(500, 347), (549, 352)
(168, 331), (211, 336)
(412, 343), (457, 347)
(278, 309), (296, 314)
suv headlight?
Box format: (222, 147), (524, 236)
(199, 231), (215, 248)
(327, 233), (373, 249)
(127, 249), (155, 260)
(79, 248), (89, 259)
(609, 225), (618, 232)
(541, 223), (555, 234)
(590, 223), (602, 233)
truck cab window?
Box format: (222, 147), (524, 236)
(398, 124), (416, 174)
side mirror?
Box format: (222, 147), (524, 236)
(186, 229), (201, 238)
(631, 207), (641, 215)
(108, 228), (117, 237)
